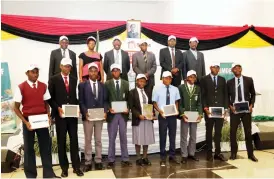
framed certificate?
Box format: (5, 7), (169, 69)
(88, 108), (105, 121)
(184, 111), (199, 122)
(111, 101), (127, 113)
(143, 104), (153, 120)
(209, 107), (224, 118)
(29, 114), (49, 129)
(163, 104), (178, 117)
(233, 101), (250, 114)
(62, 105), (79, 118)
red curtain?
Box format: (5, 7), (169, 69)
(254, 27), (274, 39)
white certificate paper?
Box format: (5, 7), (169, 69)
(29, 114), (49, 129)
(62, 105), (79, 118)
(111, 101), (127, 113)
(233, 101), (250, 114)
(88, 108), (105, 121)
(184, 111), (199, 122)
(163, 104), (178, 117)
(209, 107), (224, 118)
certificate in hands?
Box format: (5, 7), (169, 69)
(143, 104), (153, 120)
(163, 104), (178, 117)
(233, 101), (250, 114)
(29, 114), (49, 129)
(111, 101), (127, 113)
(62, 105), (80, 118)
(88, 108), (105, 121)
(209, 107), (224, 118)
(184, 111), (199, 122)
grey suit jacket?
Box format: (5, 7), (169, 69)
(48, 48), (77, 79)
(182, 50), (206, 81)
(103, 49), (130, 81)
(132, 51), (157, 85)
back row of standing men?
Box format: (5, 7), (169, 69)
(13, 35), (257, 178)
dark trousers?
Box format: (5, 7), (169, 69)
(171, 75), (181, 87)
(230, 113), (253, 157)
(23, 123), (55, 178)
(205, 116), (224, 155)
(55, 117), (80, 171)
(158, 115), (177, 159)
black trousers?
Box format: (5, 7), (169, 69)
(230, 113), (253, 156)
(205, 116), (224, 155)
(55, 117), (80, 171)
(158, 115), (177, 159)
(23, 123), (55, 178)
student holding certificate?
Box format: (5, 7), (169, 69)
(152, 71), (181, 166)
(105, 64), (132, 168)
(78, 62), (108, 171)
(200, 63), (228, 162)
(13, 64), (60, 178)
(227, 64), (257, 162)
(129, 74), (155, 166)
(178, 70), (202, 164)
(48, 58), (83, 177)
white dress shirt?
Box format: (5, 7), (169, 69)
(190, 49), (198, 60)
(61, 48), (70, 58)
(90, 80), (98, 98)
(14, 80), (51, 103)
(136, 87), (148, 114)
(113, 49), (122, 73)
(187, 83), (194, 92)
(234, 76), (245, 103)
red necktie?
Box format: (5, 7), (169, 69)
(64, 76), (69, 93)
(33, 83), (37, 89)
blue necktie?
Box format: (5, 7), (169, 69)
(166, 85), (170, 105)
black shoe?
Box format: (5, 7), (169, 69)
(107, 162), (115, 169)
(160, 160), (166, 167)
(73, 168), (84, 176)
(61, 170), (68, 178)
(248, 155), (258, 162)
(95, 163), (105, 170)
(142, 158), (151, 166)
(207, 154), (213, 161)
(169, 157), (180, 164)
(181, 157), (187, 164)
(230, 154), (237, 160)
(214, 154), (228, 161)
(82, 164), (92, 172)
(121, 161), (132, 167)
(136, 158), (144, 166)
(188, 155), (199, 161)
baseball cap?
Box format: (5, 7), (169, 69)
(59, 35), (68, 42)
(88, 62), (98, 69)
(187, 70), (197, 77)
(168, 35), (176, 41)
(136, 74), (147, 80)
(110, 64), (121, 71)
(26, 64), (40, 72)
(60, 58), (72, 66)
(189, 37), (199, 43)
(162, 71), (173, 78)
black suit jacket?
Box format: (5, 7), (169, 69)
(200, 74), (228, 109)
(103, 49), (130, 81)
(49, 48), (77, 79)
(159, 47), (184, 86)
(48, 74), (78, 118)
(129, 88), (153, 126)
(227, 76), (256, 107)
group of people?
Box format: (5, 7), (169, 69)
(13, 34), (257, 179)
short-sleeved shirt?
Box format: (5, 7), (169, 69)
(152, 83), (180, 110)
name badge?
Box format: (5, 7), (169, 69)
(194, 95), (198, 101)
(123, 93), (125, 98)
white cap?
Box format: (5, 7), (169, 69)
(139, 39), (148, 45)
(187, 70), (197, 77)
(136, 74), (147, 80)
(26, 64), (40, 72)
(110, 64), (121, 71)
(60, 58), (72, 66)
(87, 36), (96, 42)
(189, 37), (199, 43)
(232, 63), (242, 68)
(113, 36), (121, 42)
(88, 62), (98, 69)
(210, 62), (220, 67)
(168, 35), (176, 41)
(162, 71), (173, 78)
(59, 35), (68, 42)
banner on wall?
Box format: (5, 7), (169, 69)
(1, 62), (17, 134)
(219, 62), (234, 81)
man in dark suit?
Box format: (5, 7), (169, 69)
(200, 63), (228, 162)
(183, 37), (205, 84)
(49, 36), (77, 79)
(227, 64), (258, 162)
(103, 37), (130, 81)
(159, 35), (184, 87)
(104, 64), (132, 168)
(48, 58), (83, 177)
(78, 63), (108, 171)
(132, 39), (157, 97)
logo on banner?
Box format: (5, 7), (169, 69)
(219, 62), (234, 81)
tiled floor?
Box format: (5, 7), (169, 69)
(2, 150), (274, 178)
